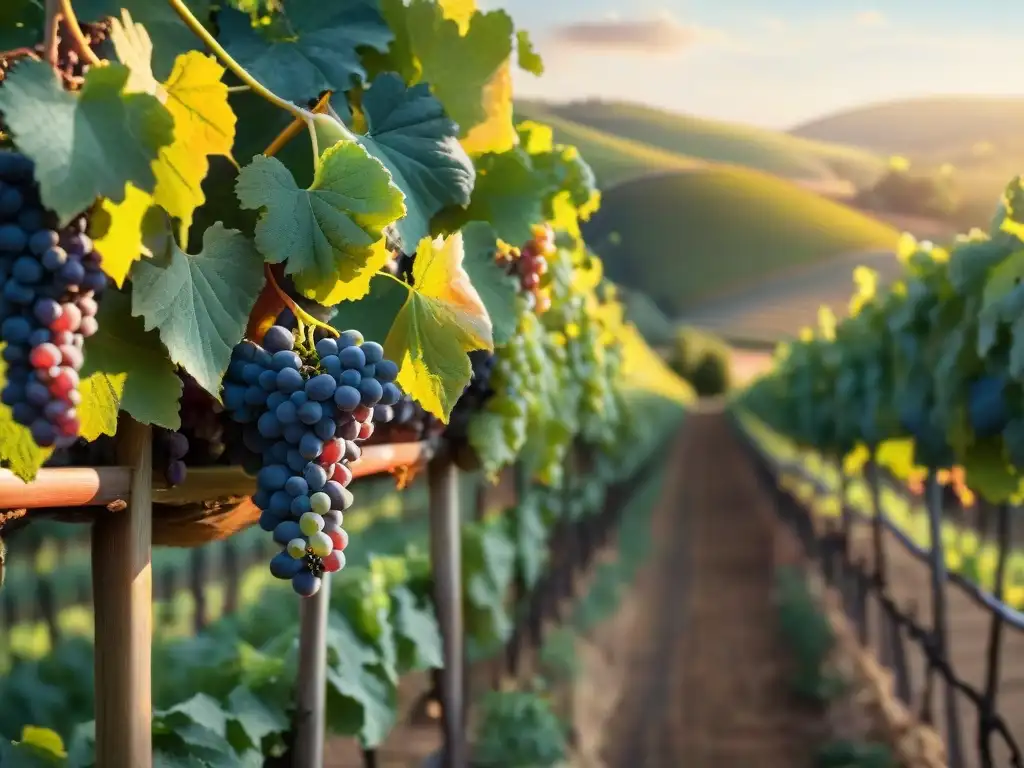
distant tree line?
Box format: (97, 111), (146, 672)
(668, 326), (731, 397)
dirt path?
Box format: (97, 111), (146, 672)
(598, 410), (818, 767)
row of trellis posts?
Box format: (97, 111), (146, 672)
(0, 417), (637, 768)
(736, 417), (1024, 768)
(0, 418), (457, 768)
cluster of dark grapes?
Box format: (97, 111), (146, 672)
(222, 325), (402, 596)
(370, 394), (443, 444)
(444, 350), (498, 442)
(496, 224), (553, 314)
(152, 376), (230, 486)
(0, 150), (107, 448)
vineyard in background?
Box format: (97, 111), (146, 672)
(0, 0), (702, 764)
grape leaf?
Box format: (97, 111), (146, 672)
(218, 0), (393, 104)
(89, 185), (163, 288)
(75, 0), (212, 80)
(459, 61), (517, 156)
(461, 221), (518, 345)
(225, 687), (288, 753)
(0, 0), (42, 49)
(324, 614), (397, 747)
(0, 60), (174, 226)
(516, 30), (544, 75)
(130, 220), (265, 400)
(0, 344), (54, 481)
(405, 0), (514, 135)
(383, 233), (494, 421)
(390, 586), (442, 672)
(109, 14), (236, 232)
(456, 147), (555, 245)
(356, 73), (475, 250)
(235, 142), (405, 304)
(81, 291), (183, 431)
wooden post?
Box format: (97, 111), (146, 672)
(428, 454), (465, 768)
(293, 574), (332, 768)
(92, 417), (153, 768)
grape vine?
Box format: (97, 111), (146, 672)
(737, 176), (1024, 504)
(0, 0), (696, 761)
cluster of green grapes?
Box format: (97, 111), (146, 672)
(467, 297), (558, 479)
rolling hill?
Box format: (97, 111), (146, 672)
(521, 99), (885, 189)
(580, 168), (901, 317)
(514, 109), (701, 187)
(791, 96), (1024, 157)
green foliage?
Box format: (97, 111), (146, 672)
(473, 688), (568, 768)
(0, 60), (174, 226)
(0, 551), (443, 763)
(775, 567), (846, 703)
(737, 175), (1024, 501)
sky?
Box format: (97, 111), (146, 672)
(485, 1), (1024, 128)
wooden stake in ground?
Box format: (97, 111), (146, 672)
(92, 417), (153, 768)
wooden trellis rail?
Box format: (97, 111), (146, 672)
(0, 424), (455, 768)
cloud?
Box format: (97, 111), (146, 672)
(549, 14), (719, 54)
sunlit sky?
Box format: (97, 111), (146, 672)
(485, 1), (1024, 128)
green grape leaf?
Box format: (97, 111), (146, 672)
(356, 73), (475, 250)
(516, 30), (544, 76)
(0, 60), (174, 226)
(225, 687), (288, 753)
(455, 147), (554, 245)
(130, 220), (265, 400)
(14, 726), (66, 760)
(461, 221), (519, 345)
(462, 520), (515, 648)
(363, 0), (418, 84)
(81, 291), (183, 431)
(324, 614), (397, 747)
(513, 495), (548, 588)
(218, 0), (393, 104)
(75, 0), (212, 80)
(390, 586), (443, 672)
(405, 1), (514, 135)
(0, 0), (43, 49)
(235, 142), (405, 304)
(0, 345), (54, 480)
(384, 233), (494, 421)
(963, 439), (1019, 503)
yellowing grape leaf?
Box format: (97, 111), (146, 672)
(80, 292), (183, 431)
(109, 12), (236, 231)
(131, 220), (265, 400)
(89, 184), (162, 287)
(0, 60), (174, 226)
(438, 0), (476, 32)
(384, 233), (494, 420)
(235, 142), (406, 304)
(460, 61), (516, 156)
